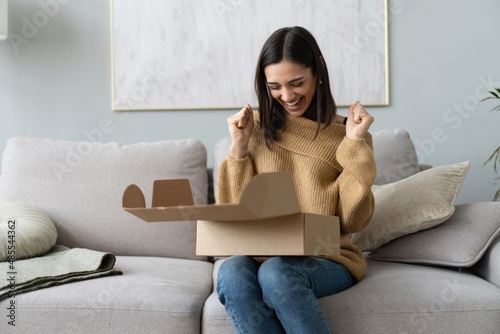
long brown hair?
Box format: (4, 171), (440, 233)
(255, 26), (337, 147)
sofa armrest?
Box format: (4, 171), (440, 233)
(471, 235), (500, 288)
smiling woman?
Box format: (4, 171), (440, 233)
(217, 26), (376, 334)
(254, 26), (341, 146)
(264, 60), (317, 117)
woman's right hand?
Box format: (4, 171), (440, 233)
(227, 103), (254, 159)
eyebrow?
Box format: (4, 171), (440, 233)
(267, 77), (305, 86)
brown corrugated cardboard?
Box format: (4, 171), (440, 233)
(122, 172), (340, 256)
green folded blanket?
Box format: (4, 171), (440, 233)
(0, 245), (122, 301)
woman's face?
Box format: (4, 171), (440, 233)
(264, 59), (317, 117)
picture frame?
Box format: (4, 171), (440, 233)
(111, 0), (389, 110)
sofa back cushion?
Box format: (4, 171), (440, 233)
(0, 137), (207, 260)
(371, 128), (420, 185)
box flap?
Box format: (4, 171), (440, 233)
(123, 172), (302, 222)
(152, 179), (194, 207)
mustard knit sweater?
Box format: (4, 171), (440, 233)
(217, 112), (376, 281)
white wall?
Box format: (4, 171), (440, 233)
(0, 0), (499, 204)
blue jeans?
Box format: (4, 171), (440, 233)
(217, 256), (354, 334)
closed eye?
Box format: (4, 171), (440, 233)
(268, 82), (302, 90)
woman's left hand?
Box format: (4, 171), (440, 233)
(345, 101), (374, 140)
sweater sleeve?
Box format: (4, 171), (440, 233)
(335, 134), (376, 233)
(216, 154), (256, 204)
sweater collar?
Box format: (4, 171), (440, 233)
(257, 112), (346, 167)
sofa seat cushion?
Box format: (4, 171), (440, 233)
(472, 236), (500, 289)
(202, 259), (500, 334)
(0, 137), (207, 260)
(322, 259), (500, 333)
(203, 290), (233, 334)
(0, 256), (213, 334)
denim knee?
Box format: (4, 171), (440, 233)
(217, 256), (259, 304)
(258, 257), (308, 284)
(218, 256), (255, 279)
(258, 258), (307, 305)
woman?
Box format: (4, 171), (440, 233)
(216, 26), (376, 334)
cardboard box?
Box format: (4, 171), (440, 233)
(122, 172), (340, 256)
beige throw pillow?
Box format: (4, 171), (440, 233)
(351, 161), (470, 252)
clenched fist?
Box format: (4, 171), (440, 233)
(345, 101), (374, 140)
(227, 103), (254, 159)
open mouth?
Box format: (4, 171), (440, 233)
(284, 97), (303, 111)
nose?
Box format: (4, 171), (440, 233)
(281, 87), (294, 102)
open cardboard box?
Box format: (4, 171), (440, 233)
(122, 172), (340, 256)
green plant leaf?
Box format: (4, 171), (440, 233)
(480, 96), (500, 102)
(489, 90), (500, 98)
(479, 89), (500, 200)
(484, 146), (500, 174)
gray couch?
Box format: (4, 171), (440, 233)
(0, 129), (499, 333)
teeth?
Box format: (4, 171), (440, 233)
(286, 98), (301, 106)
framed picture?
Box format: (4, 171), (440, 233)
(111, 0), (389, 110)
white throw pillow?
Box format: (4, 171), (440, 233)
(351, 161), (470, 252)
(0, 202), (57, 261)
